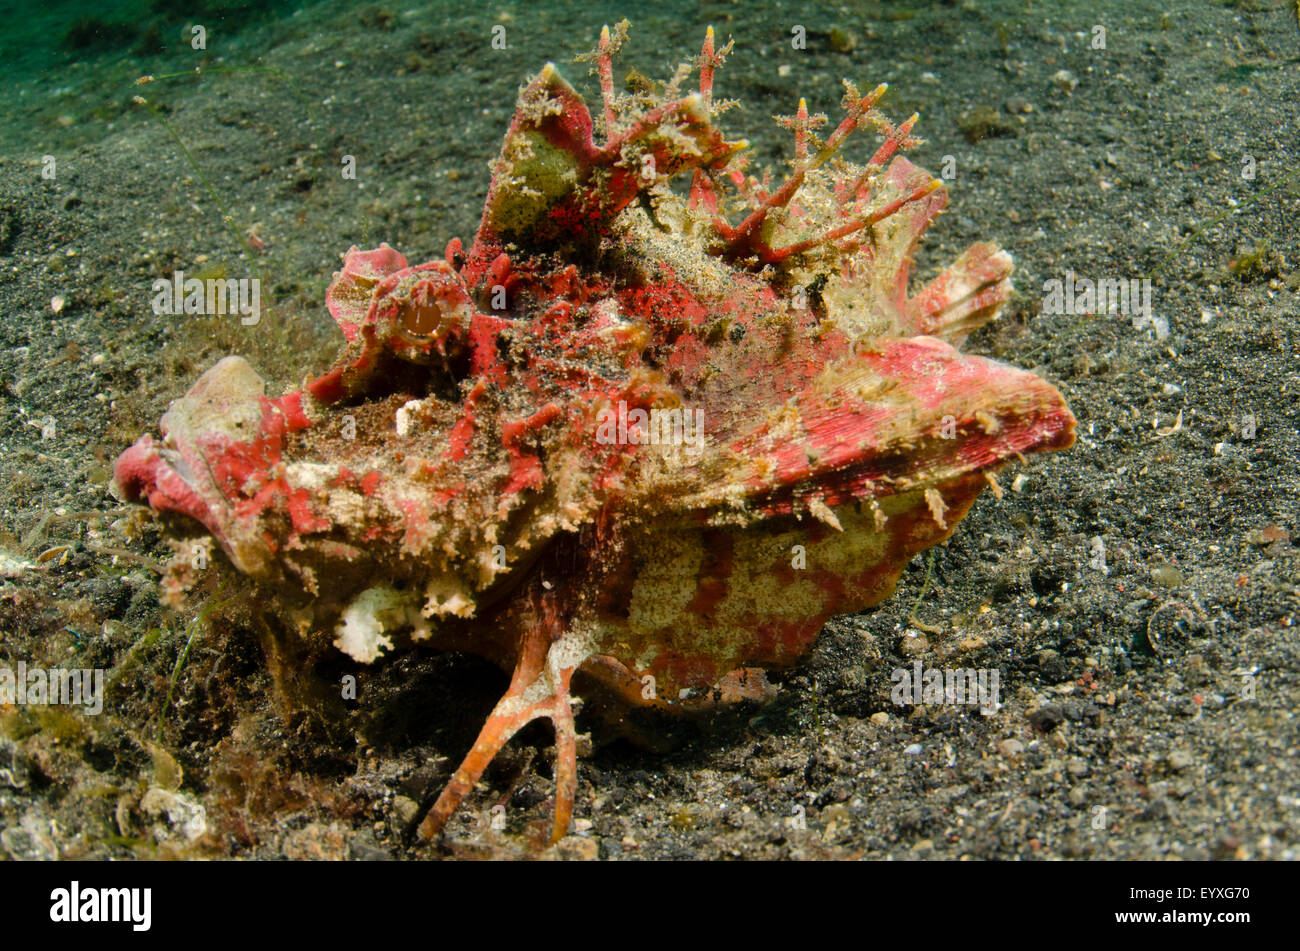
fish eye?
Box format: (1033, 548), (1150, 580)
(379, 262), (474, 359)
(399, 288), (443, 337)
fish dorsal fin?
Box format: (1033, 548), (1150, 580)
(478, 64), (600, 246)
(473, 63), (740, 258)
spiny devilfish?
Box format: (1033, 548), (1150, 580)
(113, 21), (1075, 844)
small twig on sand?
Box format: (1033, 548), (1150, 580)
(907, 549), (942, 631)
(83, 542), (163, 574)
(20, 507), (133, 553)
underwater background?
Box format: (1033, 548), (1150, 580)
(0, 0), (1297, 859)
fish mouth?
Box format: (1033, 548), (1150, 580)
(113, 437), (214, 529)
(112, 434), (274, 579)
(112, 356), (280, 578)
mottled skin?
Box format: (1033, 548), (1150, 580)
(113, 23), (1075, 843)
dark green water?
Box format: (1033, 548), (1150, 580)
(0, 0), (1053, 154)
